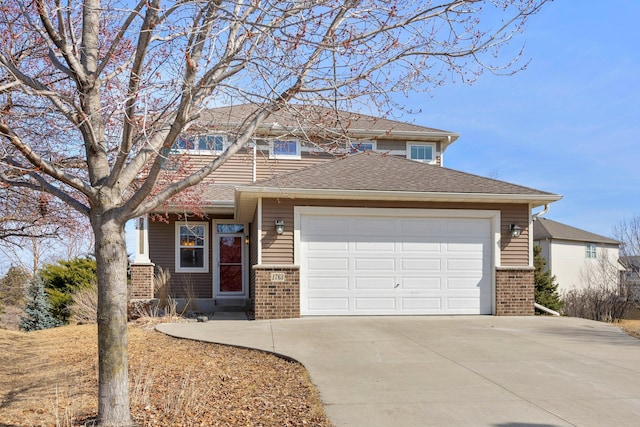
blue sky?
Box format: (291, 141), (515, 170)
(399, 0), (640, 239)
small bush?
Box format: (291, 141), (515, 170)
(20, 278), (63, 331)
(69, 285), (98, 324)
(40, 257), (97, 323)
(562, 284), (634, 322)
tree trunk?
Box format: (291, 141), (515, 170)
(92, 214), (133, 426)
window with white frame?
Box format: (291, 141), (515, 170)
(406, 142), (436, 163)
(350, 141), (376, 152)
(176, 222), (209, 272)
(270, 139), (301, 159)
(173, 134), (226, 154)
(586, 242), (597, 259)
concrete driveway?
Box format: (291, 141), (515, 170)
(157, 316), (640, 426)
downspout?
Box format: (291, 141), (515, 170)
(531, 203), (558, 315)
(532, 203), (550, 220)
(534, 302), (560, 316)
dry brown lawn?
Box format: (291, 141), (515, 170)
(0, 320), (333, 427)
(619, 319), (640, 339)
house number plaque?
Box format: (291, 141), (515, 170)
(271, 272), (286, 282)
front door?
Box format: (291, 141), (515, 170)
(215, 224), (246, 297)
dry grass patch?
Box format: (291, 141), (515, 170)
(0, 321), (332, 426)
(619, 319), (640, 340)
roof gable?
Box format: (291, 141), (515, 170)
(197, 104), (458, 142)
(533, 218), (619, 245)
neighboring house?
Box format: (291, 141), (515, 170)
(130, 104), (562, 319)
(533, 218), (621, 293)
(620, 256), (640, 292)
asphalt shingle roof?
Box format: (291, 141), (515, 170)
(198, 104), (453, 135)
(248, 151), (557, 196)
(533, 217), (619, 245)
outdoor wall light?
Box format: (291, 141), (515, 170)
(275, 219), (285, 235)
(510, 223), (522, 238)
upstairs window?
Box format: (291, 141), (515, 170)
(176, 222), (209, 272)
(350, 141), (376, 152)
(586, 243), (597, 259)
(407, 142), (436, 163)
(270, 139), (301, 159)
(173, 134), (226, 154)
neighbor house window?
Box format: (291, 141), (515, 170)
(407, 142), (436, 163)
(586, 243), (597, 259)
(270, 139), (301, 159)
(173, 134), (226, 154)
(350, 141), (376, 152)
(176, 222), (209, 272)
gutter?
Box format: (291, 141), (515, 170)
(236, 186), (562, 206)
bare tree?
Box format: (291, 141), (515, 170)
(0, 187), (57, 243)
(614, 214), (640, 259)
(1, 187), (92, 276)
(562, 251), (632, 322)
(0, 1), (550, 424)
(613, 214), (640, 295)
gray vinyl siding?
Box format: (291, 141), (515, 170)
(148, 215), (213, 298)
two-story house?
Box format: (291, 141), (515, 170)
(533, 218), (621, 293)
(130, 104), (562, 319)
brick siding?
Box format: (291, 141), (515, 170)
(495, 267), (535, 316)
(253, 265), (300, 319)
(130, 263), (155, 300)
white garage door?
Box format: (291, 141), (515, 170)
(299, 208), (494, 315)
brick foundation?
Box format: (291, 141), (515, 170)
(253, 265), (300, 319)
(130, 263), (155, 300)
(495, 267), (535, 316)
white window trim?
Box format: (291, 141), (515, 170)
(586, 242), (597, 259)
(269, 139), (301, 160)
(175, 221), (209, 273)
(171, 134), (228, 155)
(406, 141), (437, 164)
(350, 141), (376, 152)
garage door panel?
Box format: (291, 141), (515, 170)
(354, 240), (395, 251)
(355, 258), (395, 270)
(402, 277), (441, 290)
(307, 297), (350, 311)
(399, 219), (444, 235)
(307, 277), (349, 290)
(401, 258), (441, 271)
(304, 217), (350, 235)
(444, 220), (490, 237)
(402, 298), (442, 310)
(355, 277), (396, 289)
(354, 218), (395, 234)
(446, 277), (483, 290)
(354, 298), (396, 311)
(446, 241), (486, 253)
(447, 258), (484, 271)
(306, 240), (349, 252)
(300, 211), (494, 316)
(400, 241), (441, 252)
(447, 297), (481, 310)
(307, 257), (350, 271)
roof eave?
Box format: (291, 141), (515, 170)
(234, 187), (562, 222)
(250, 126), (459, 143)
(154, 202), (235, 215)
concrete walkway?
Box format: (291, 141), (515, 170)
(157, 316), (640, 426)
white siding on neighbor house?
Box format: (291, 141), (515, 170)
(535, 239), (620, 294)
